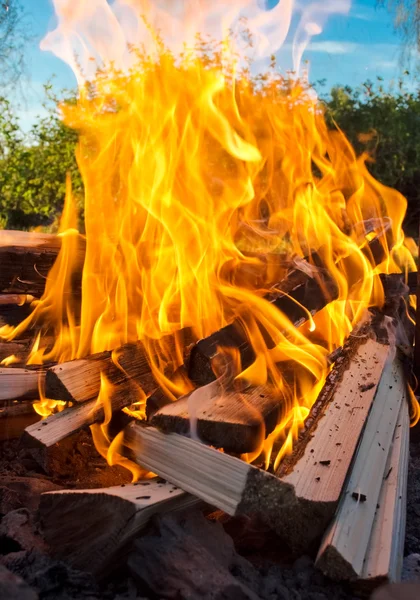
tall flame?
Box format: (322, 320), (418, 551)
(1, 0), (416, 469)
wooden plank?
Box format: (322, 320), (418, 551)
(39, 479), (200, 577)
(315, 355), (407, 581)
(150, 383), (280, 453)
(360, 400), (410, 585)
(0, 230), (84, 296)
(0, 367), (44, 401)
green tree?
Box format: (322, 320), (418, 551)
(325, 77), (420, 234)
(0, 92), (82, 230)
(0, 1), (28, 88)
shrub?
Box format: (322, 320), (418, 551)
(323, 76), (420, 235)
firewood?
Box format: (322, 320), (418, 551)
(0, 341), (31, 363)
(0, 302), (34, 329)
(150, 383), (280, 453)
(45, 354), (111, 403)
(125, 315), (395, 549)
(188, 261), (339, 385)
(38, 479), (200, 577)
(21, 377), (139, 452)
(0, 402), (40, 441)
(0, 294), (35, 305)
(361, 400), (410, 587)
(315, 354), (408, 581)
(0, 367), (44, 401)
(45, 333), (189, 403)
(0, 230), (84, 296)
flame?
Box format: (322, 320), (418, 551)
(1, 0), (416, 470)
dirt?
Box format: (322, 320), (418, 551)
(0, 424), (420, 599)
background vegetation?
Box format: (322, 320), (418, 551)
(0, 77), (419, 235)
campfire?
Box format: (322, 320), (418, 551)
(0, 0), (419, 597)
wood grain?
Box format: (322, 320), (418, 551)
(39, 479), (200, 577)
(316, 354), (407, 580)
(151, 383), (280, 453)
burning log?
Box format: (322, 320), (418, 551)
(0, 230), (84, 296)
(38, 479), (200, 577)
(0, 341), (31, 363)
(21, 377), (139, 460)
(150, 383), (280, 453)
(45, 333), (190, 403)
(315, 354), (409, 581)
(188, 260), (339, 385)
(361, 400), (410, 587)
(0, 368), (44, 401)
(124, 313), (397, 550)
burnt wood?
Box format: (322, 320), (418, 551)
(45, 331), (193, 403)
(126, 313), (396, 551)
(188, 258), (339, 386)
(151, 383), (280, 453)
(0, 230), (84, 296)
(21, 377), (140, 454)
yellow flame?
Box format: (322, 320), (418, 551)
(0, 355), (20, 366)
(2, 1), (417, 469)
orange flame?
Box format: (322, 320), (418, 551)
(1, 0), (416, 470)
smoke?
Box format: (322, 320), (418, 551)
(41, 0), (352, 84)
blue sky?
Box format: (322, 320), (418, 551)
(17, 0), (408, 131)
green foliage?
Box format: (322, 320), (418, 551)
(0, 77), (419, 233)
(323, 75), (420, 233)
(0, 92), (82, 230)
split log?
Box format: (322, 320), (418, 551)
(125, 315), (396, 550)
(0, 294), (35, 305)
(0, 341), (31, 363)
(21, 377), (139, 453)
(0, 367), (44, 401)
(315, 354), (408, 581)
(188, 260), (339, 385)
(38, 479), (200, 577)
(45, 331), (192, 403)
(150, 382), (280, 453)
(0, 230), (84, 296)
(361, 400), (410, 587)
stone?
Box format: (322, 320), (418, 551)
(0, 508), (47, 554)
(128, 513), (261, 599)
(372, 583), (420, 600)
(0, 564), (38, 600)
(402, 554), (420, 582)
